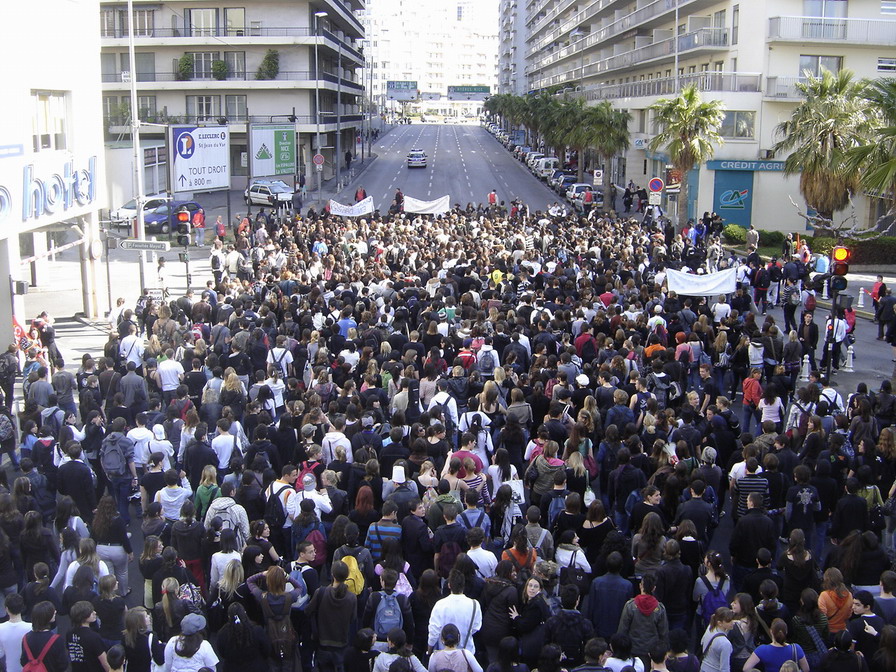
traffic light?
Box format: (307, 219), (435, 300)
(831, 246), (850, 291)
(176, 211), (191, 247)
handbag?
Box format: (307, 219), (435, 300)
(507, 478), (526, 505)
(883, 493), (896, 517)
(583, 454), (599, 480)
(584, 487), (596, 507)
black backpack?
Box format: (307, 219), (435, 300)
(262, 594), (297, 661)
(264, 484), (291, 530)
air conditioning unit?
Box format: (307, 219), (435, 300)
(758, 149), (775, 160)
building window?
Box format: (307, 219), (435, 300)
(118, 9), (154, 36)
(188, 8), (218, 36)
(186, 95), (221, 121)
(137, 95), (157, 118)
(799, 54), (842, 76)
(32, 91), (67, 152)
(224, 8), (245, 36)
(804, 0), (848, 17)
(732, 5), (739, 45)
(713, 10), (727, 29)
(101, 10), (116, 37)
(102, 96), (119, 121)
(720, 111), (756, 139)
(224, 52), (246, 79)
(879, 57), (896, 71)
(885, 1), (896, 15)
(191, 52), (219, 79)
(225, 95), (247, 120)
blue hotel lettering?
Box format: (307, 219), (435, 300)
(21, 157), (96, 221)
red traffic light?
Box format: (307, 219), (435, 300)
(832, 246), (850, 263)
(177, 211), (190, 222)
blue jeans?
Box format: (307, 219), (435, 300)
(814, 520), (831, 565)
(732, 564), (752, 593)
(742, 405), (761, 435)
(109, 476), (133, 525)
(614, 510), (630, 537)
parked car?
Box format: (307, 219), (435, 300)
(525, 152), (544, 168)
(555, 175), (578, 194)
(244, 179), (294, 206)
(143, 200), (203, 234)
(407, 149), (428, 168)
(533, 157), (560, 179)
(111, 194), (171, 225)
(550, 171), (576, 190)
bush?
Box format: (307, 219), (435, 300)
(176, 54), (194, 81)
(758, 229), (784, 248)
(255, 49), (280, 80)
(810, 234), (896, 264)
(211, 60), (228, 81)
(722, 224), (747, 244)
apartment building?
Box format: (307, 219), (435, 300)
(0, 0), (107, 331)
(361, 0), (499, 117)
(500, 0), (529, 95)
(523, 0), (896, 231)
(100, 0), (365, 204)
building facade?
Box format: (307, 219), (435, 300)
(523, 0), (896, 230)
(361, 0), (499, 117)
(0, 0), (107, 334)
(499, 0), (529, 95)
(100, 0), (366, 207)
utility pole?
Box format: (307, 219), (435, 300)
(126, 0), (147, 293)
(314, 11), (327, 206)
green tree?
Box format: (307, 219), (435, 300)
(772, 69), (872, 219)
(649, 84), (725, 226)
(587, 101), (631, 211)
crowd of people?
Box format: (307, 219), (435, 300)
(2, 203), (896, 672)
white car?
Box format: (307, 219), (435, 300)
(244, 179), (294, 206)
(111, 194), (171, 224)
(566, 182), (592, 202)
(407, 149), (427, 168)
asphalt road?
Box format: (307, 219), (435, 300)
(335, 122), (561, 212)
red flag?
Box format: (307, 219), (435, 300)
(12, 317), (30, 351)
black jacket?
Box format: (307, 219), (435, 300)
(831, 493), (869, 541)
(729, 509), (776, 567)
(674, 497), (716, 543)
(182, 439), (218, 491)
(654, 559), (693, 615)
(57, 460), (97, 521)
(479, 577), (518, 643)
(401, 512), (434, 580)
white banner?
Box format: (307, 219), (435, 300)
(403, 194), (451, 215)
(666, 268), (737, 296)
(328, 196), (374, 217)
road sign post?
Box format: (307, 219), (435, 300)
(118, 240), (171, 252)
(648, 177), (665, 193)
(169, 125), (231, 195)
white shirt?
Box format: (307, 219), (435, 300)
(428, 594), (482, 652)
(127, 427), (155, 467)
(163, 638), (219, 672)
(427, 392), (459, 430)
(148, 438), (175, 470)
(486, 464), (518, 497)
(156, 359), (185, 391)
(211, 432), (239, 470)
(155, 483), (193, 521)
(467, 547), (498, 580)
(0, 620), (32, 672)
(63, 560), (110, 590)
(209, 550), (241, 587)
(267, 347), (293, 376)
(287, 488), (332, 521)
(119, 334), (145, 365)
(711, 302), (731, 323)
(321, 431), (353, 465)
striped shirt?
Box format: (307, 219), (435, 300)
(365, 519), (402, 562)
(735, 474), (770, 519)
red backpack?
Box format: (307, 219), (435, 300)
(23, 634), (59, 672)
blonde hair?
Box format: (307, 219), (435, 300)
(567, 451), (587, 477)
(218, 559), (244, 600)
(161, 577), (180, 626)
(76, 539), (101, 574)
(200, 465), (218, 487)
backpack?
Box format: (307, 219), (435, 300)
(176, 582), (204, 609)
(262, 594), (297, 660)
(215, 500), (245, 547)
(547, 493), (567, 529)
(558, 550), (590, 594)
(804, 293), (816, 312)
(700, 576), (728, 625)
(211, 254), (222, 270)
(264, 484), (291, 530)
(0, 414), (14, 443)
(22, 633), (60, 672)
(39, 407), (63, 439)
(769, 265), (783, 283)
(477, 349), (497, 377)
(100, 435), (128, 477)
(433, 396), (456, 438)
(653, 322), (668, 346)
(373, 591), (404, 639)
(580, 336), (598, 363)
(458, 509), (486, 532)
(342, 553), (366, 595)
(437, 540), (463, 578)
(285, 563), (310, 610)
(299, 523), (327, 568)
(789, 290), (801, 306)
(0, 355), (13, 381)
(678, 346), (691, 366)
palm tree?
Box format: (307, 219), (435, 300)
(586, 101), (631, 211)
(648, 84), (726, 226)
(772, 69), (873, 219)
(844, 77), (896, 227)
(545, 97), (586, 179)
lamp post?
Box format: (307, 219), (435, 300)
(314, 10), (328, 206)
(126, 0), (147, 293)
(336, 40), (342, 189)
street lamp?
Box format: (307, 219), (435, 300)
(314, 10), (328, 206)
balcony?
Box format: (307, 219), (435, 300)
(101, 70), (364, 93)
(768, 16), (896, 46)
(531, 27), (729, 89)
(765, 76), (805, 100)
(104, 113), (365, 132)
(569, 71), (761, 102)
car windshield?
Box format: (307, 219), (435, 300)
(152, 205), (170, 214)
(120, 199), (137, 210)
(268, 183), (291, 193)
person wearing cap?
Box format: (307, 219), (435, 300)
(386, 463), (418, 522)
(351, 414), (385, 457)
(288, 470), (333, 524)
(148, 424), (174, 471)
(163, 613), (219, 671)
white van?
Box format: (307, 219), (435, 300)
(534, 157), (560, 180)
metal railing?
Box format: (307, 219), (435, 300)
(568, 71), (761, 101)
(765, 76), (805, 99)
(105, 112), (366, 127)
(768, 16), (896, 44)
(530, 27), (728, 90)
(101, 26), (313, 38)
(101, 70), (364, 87)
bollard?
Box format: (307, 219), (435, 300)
(822, 282), (829, 301)
(798, 354), (811, 383)
(843, 345), (855, 372)
(858, 288), (865, 309)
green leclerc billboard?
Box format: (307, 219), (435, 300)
(250, 124), (296, 177)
